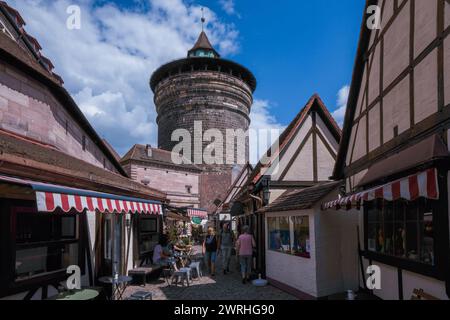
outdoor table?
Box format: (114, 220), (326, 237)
(47, 288), (100, 300)
(98, 275), (133, 300)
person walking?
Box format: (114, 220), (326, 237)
(202, 227), (218, 277)
(217, 223), (234, 274)
(236, 225), (256, 284)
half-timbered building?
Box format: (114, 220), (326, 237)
(324, 0), (450, 300)
(231, 94), (341, 278)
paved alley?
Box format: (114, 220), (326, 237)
(124, 247), (297, 300)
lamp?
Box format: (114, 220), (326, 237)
(261, 176), (271, 206)
(141, 176), (151, 186)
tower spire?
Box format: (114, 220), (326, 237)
(187, 8), (220, 58)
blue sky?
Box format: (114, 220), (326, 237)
(9, 0), (366, 156)
(206, 0), (365, 125)
(115, 0), (366, 125)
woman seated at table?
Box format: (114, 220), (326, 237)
(153, 234), (173, 266)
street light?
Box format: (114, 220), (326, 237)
(261, 176), (271, 206)
(141, 176), (151, 186)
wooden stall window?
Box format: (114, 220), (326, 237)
(137, 216), (159, 260)
(11, 206), (84, 283)
(365, 198), (435, 265)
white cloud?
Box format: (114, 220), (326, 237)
(332, 85), (350, 127)
(219, 0), (238, 16)
(249, 99), (284, 165)
(8, 0), (240, 155)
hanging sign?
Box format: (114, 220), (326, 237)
(192, 217), (202, 225)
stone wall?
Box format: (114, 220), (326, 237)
(123, 162), (200, 208)
(154, 71), (252, 167)
(0, 60), (118, 173)
(153, 69), (253, 212)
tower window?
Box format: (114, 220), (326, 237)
(185, 185), (192, 194)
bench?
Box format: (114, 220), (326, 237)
(128, 266), (162, 286)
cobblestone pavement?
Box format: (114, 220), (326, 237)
(124, 247), (297, 300)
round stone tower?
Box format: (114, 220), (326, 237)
(150, 30), (256, 212)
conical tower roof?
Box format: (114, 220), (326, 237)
(187, 31), (220, 58)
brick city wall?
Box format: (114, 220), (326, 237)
(0, 60), (118, 173)
(123, 161), (200, 208)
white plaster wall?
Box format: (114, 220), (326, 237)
(268, 189), (286, 204)
(314, 190), (359, 297)
(316, 115), (339, 152)
(368, 103), (380, 152)
(316, 138), (335, 181)
(346, 124), (357, 166)
(414, 49), (438, 124)
(134, 165), (199, 195)
(350, 169), (368, 191)
(282, 137), (314, 181)
(355, 68), (367, 118)
(368, 44), (380, 105)
(335, 209), (360, 292)
(380, 0), (394, 30)
(414, 0), (437, 58)
(269, 115), (312, 181)
(383, 1), (410, 89)
(446, 0), (450, 29)
(372, 262), (399, 300)
(314, 209), (343, 296)
(383, 76), (410, 143)
(352, 117), (367, 162)
(402, 271), (448, 300)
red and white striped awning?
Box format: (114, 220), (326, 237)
(36, 191), (163, 214)
(187, 208), (208, 219)
(322, 168), (439, 210)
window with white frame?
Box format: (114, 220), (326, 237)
(267, 215), (310, 258)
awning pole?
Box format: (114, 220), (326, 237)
(125, 214), (134, 270)
(357, 225), (367, 290)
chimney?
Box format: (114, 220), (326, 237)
(145, 144), (152, 157)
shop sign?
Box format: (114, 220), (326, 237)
(192, 217), (202, 225)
